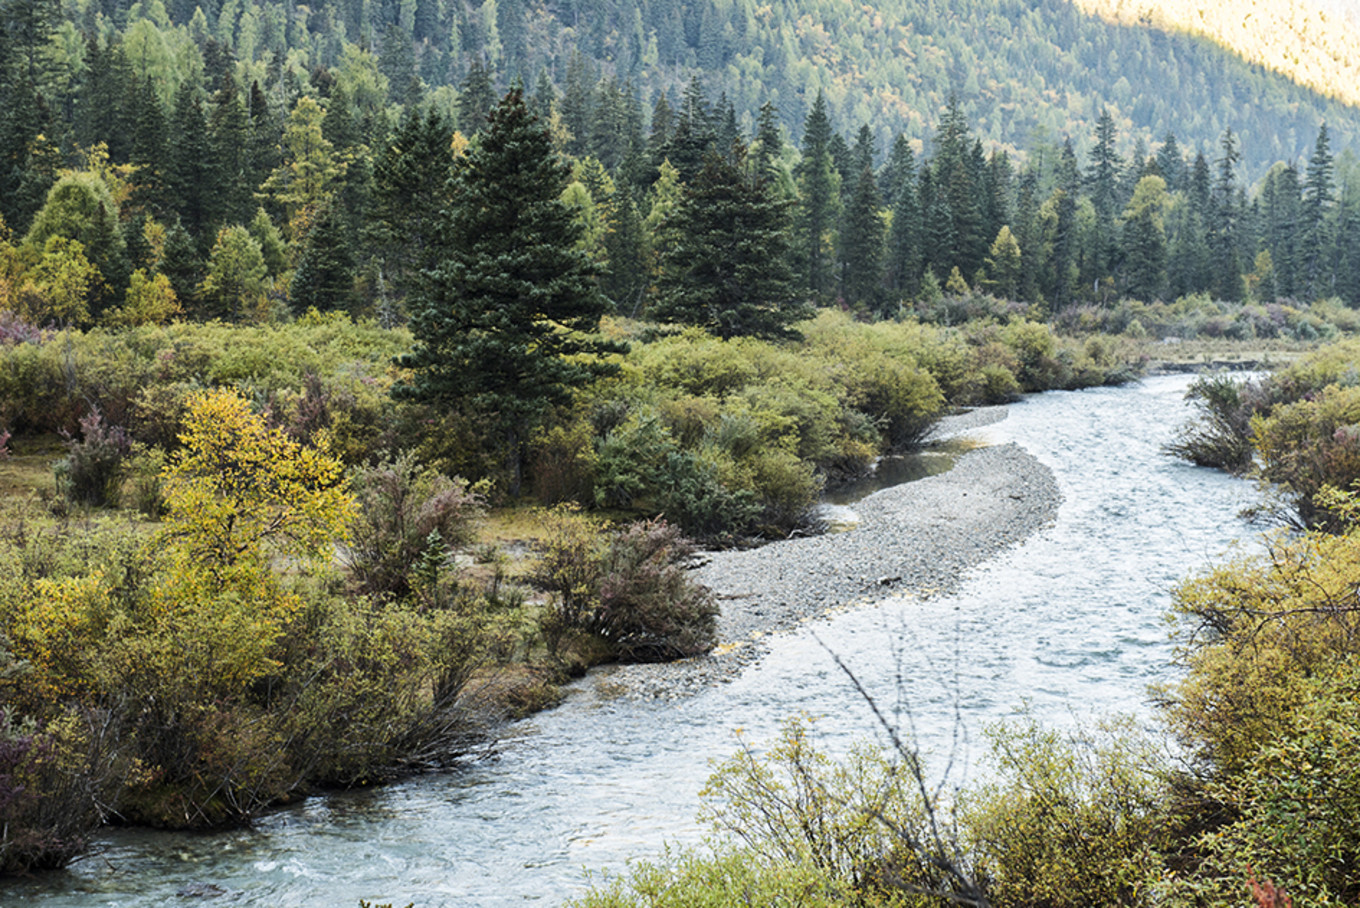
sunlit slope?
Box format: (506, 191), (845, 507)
(1074, 0), (1360, 107)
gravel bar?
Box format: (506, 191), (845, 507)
(591, 406), (1062, 699)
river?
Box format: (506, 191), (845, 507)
(6, 373), (1260, 907)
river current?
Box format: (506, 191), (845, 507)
(8, 373), (1260, 907)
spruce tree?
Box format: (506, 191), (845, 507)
(840, 162), (885, 314)
(794, 91), (838, 300)
(290, 203), (355, 313)
(396, 88), (623, 491)
(1301, 122), (1335, 299)
(654, 145), (809, 340)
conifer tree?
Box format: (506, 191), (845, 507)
(457, 58), (497, 135)
(165, 80), (214, 243)
(371, 105), (455, 304)
(396, 88), (622, 491)
(794, 91), (838, 300)
(290, 203), (355, 313)
(654, 145), (809, 340)
(1301, 122), (1335, 299)
(840, 163), (885, 313)
(885, 141), (921, 297)
(1210, 128), (1243, 301)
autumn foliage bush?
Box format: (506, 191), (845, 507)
(0, 389), (518, 852)
(531, 508), (716, 664)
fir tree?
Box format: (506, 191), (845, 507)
(794, 91), (838, 300)
(396, 88), (623, 492)
(839, 162), (885, 314)
(654, 145), (810, 340)
(1301, 122), (1335, 299)
(457, 58), (497, 135)
(290, 203), (355, 313)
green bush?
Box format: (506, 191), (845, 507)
(1163, 373), (1264, 472)
(964, 718), (1166, 908)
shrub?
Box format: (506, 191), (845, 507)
(1163, 373), (1264, 472)
(0, 707), (125, 875)
(964, 718), (1166, 908)
(699, 716), (982, 904)
(344, 453), (483, 599)
(595, 519), (716, 661)
(529, 506), (606, 658)
(53, 408), (131, 508)
(1251, 384), (1360, 529)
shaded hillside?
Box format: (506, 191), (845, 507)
(1075, 0), (1360, 109)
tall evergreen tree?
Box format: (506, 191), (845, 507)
(884, 140), (921, 297)
(1210, 128), (1243, 301)
(1301, 122), (1335, 299)
(165, 80), (214, 243)
(370, 105), (455, 304)
(396, 88), (623, 491)
(290, 202), (356, 313)
(1088, 108), (1122, 287)
(457, 58), (497, 135)
(654, 145), (809, 340)
(840, 162), (885, 313)
(794, 90), (838, 300)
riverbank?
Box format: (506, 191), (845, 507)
(595, 406), (1063, 699)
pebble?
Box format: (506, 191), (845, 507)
(591, 407), (1063, 700)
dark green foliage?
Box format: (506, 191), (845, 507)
(839, 163), (886, 313)
(456, 58), (496, 135)
(396, 88), (623, 479)
(370, 106), (455, 306)
(290, 204), (356, 313)
(794, 92), (838, 300)
(1164, 373), (1261, 472)
(654, 146), (810, 341)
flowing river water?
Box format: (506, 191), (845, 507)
(9, 373), (1262, 907)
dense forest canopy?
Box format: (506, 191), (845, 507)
(3, 0), (1360, 332)
(1076, 0), (1360, 109)
(7, 0), (1360, 176)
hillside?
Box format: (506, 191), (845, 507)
(1074, 0), (1360, 109)
(49, 0), (1360, 176)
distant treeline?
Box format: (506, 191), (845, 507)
(2, 0), (1358, 332)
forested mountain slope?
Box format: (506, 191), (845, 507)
(1075, 0), (1360, 109)
(41, 0), (1360, 176)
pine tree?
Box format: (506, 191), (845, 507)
(794, 91), (838, 300)
(396, 88), (623, 491)
(1210, 128), (1243, 301)
(839, 162), (885, 313)
(371, 105), (455, 304)
(290, 203), (355, 313)
(752, 100), (783, 177)
(1301, 122), (1335, 299)
(165, 80), (214, 243)
(1087, 108), (1122, 286)
(208, 73), (254, 227)
(884, 140), (921, 297)
(457, 58), (497, 135)
(654, 145), (809, 340)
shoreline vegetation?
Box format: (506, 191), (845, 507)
(0, 316), (1346, 879)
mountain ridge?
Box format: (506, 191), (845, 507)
(1072, 0), (1360, 109)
